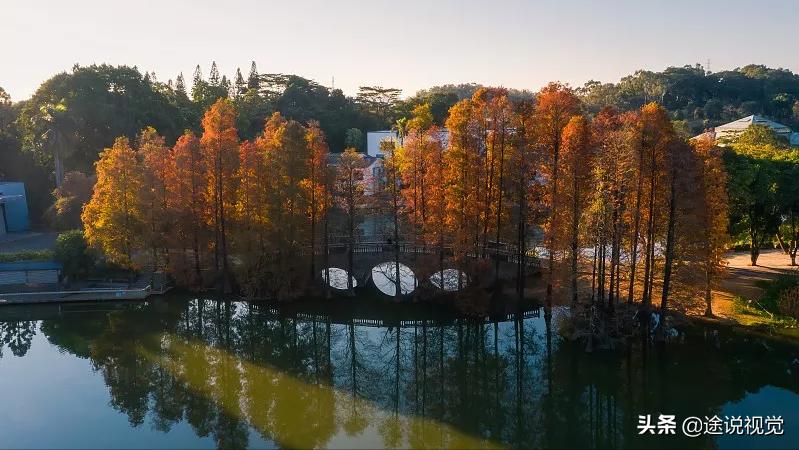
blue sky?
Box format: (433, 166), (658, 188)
(3, 0), (797, 100)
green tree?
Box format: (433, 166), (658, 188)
(247, 61), (259, 90)
(344, 128), (365, 151)
(774, 149), (799, 265)
(356, 86), (402, 128)
(54, 229), (94, 281)
(18, 65), (185, 181)
(725, 125), (783, 265)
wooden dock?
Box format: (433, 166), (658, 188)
(0, 284), (170, 305)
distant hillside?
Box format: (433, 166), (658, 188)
(404, 65), (799, 134)
(577, 64), (799, 134)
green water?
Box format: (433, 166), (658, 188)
(0, 296), (797, 449)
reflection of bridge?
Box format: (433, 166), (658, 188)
(294, 308), (541, 328)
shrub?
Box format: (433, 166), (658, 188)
(0, 249), (54, 262)
(778, 286), (799, 320)
(756, 274), (799, 314)
(45, 171), (94, 230)
(54, 230), (94, 279)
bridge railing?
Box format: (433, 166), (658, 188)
(227, 236), (542, 269)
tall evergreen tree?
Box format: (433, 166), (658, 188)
(247, 61), (259, 90)
(209, 62), (221, 86)
(234, 68), (246, 97)
(175, 73), (186, 96)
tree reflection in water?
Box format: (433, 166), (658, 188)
(3, 297), (794, 449)
(0, 320), (37, 357)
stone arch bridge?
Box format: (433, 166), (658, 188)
(312, 236), (541, 293)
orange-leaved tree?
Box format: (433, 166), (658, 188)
(444, 99), (480, 281)
(235, 139), (269, 281)
(692, 136), (730, 316)
(82, 137), (145, 269)
(534, 83), (581, 308)
(167, 131), (208, 284)
(559, 115), (593, 307)
(336, 148), (365, 295)
(200, 98), (240, 292)
(138, 126), (172, 274)
(304, 120), (330, 280)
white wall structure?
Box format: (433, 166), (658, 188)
(360, 157), (384, 196)
(366, 129), (451, 157)
(366, 131), (397, 157)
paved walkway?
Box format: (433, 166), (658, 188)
(714, 249), (798, 322)
(0, 232), (58, 253)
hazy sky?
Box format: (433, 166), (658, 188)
(3, 0), (798, 101)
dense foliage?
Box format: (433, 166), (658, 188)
(2, 63), (798, 314)
(75, 85), (736, 318)
(53, 229), (94, 280)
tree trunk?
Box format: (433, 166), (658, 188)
(547, 136), (561, 311)
(347, 202), (355, 296)
(218, 155), (231, 294)
(704, 268), (713, 317)
(608, 207), (619, 311)
(310, 176), (317, 283)
(660, 174), (677, 312)
(749, 225), (759, 266)
(54, 140), (65, 189)
(789, 212), (798, 266)
(323, 201), (331, 299)
(590, 240), (598, 303)
(517, 171), (527, 299)
(570, 173), (580, 308)
(627, 145), (645, 304)
(641, 148), (657, 309)
(494, 127), (507, 285)
(393, 200), (401, 302)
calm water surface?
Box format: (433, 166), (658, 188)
(0, 296), (797, 449)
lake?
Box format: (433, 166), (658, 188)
(0, 296), (797, 449)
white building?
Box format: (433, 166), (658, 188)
(360, 156), (384, 196)
(366, 131), (397, 157)
(695, 115), (799, 146)
(326, 153), (384, 196)
(366, 129), (450, 157)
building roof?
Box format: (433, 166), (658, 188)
(693, 115), (798, 146)
(715, 115), (792, 136)
(0, 194), (24, 204)
(0, 261), (62, 272)
(326, 152), (380, 166)
(715, 114), (791, 137)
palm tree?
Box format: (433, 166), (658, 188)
(392, 118), (408, 146)
(40, 101), (72, 188)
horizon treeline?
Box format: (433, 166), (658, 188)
(79, 84), (735, 313)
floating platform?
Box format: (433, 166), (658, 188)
(0, 285), (170, 305)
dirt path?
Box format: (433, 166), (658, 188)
(713, 249), (798, 323)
